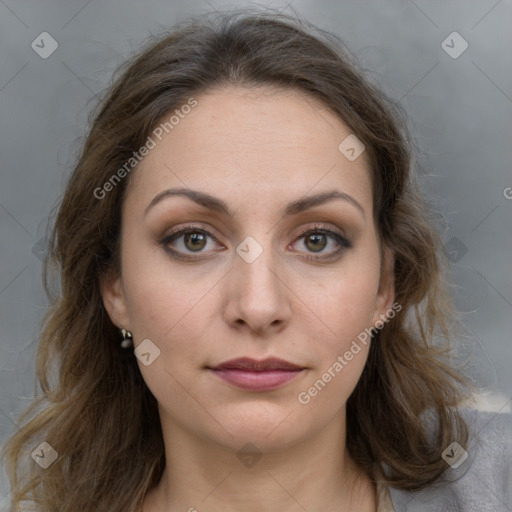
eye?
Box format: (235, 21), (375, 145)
(291, 224), (352, 261)
(159, 224), (223, 260)
(159, 223), (352, 262)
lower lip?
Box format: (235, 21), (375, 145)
(209, 369), (304, 391)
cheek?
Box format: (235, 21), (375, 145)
(295, 274), (378, 412)
(300, 255), (380, 349)
(120, 227), (206, 337)
(120, 240), (217, 402)
(305, 282), (376, 390)
(294, 260), (381, 413)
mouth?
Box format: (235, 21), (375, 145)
(207, 357), (306, 391)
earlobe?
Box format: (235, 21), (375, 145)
(99, 269), (130, 330)
(373, 246), (396, 325)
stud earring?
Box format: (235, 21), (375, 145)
(120, 328), (133, 348)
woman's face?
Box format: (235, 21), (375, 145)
(101, 86), (395, 452)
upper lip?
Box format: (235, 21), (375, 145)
(209, 357), (304, 371)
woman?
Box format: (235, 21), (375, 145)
(2, 8), (510, 512)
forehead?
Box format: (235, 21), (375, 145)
(125, 85), (373, 218)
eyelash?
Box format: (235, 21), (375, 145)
(159, 223), (352, 262)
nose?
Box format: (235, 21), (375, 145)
(223, 237), (292, 337)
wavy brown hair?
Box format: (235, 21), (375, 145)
(2, 8), (474, 511)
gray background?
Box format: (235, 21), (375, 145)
(1, 0), (511, 506)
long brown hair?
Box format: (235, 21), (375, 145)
(2, 8), (474, 511)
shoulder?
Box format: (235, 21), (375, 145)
(388, 407), (512, 512)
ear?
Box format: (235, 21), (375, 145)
(371, 245), (396, 327)
(99, 269), (131, 331)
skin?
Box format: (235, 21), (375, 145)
(101, 85), (395, 512)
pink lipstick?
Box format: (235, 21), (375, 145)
(208, 357), (305, 391)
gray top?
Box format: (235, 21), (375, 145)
(387, 407), (512, 511)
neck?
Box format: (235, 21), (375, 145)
(142, 407), (377, 512)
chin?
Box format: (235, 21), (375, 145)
(205, 403), (316, 452)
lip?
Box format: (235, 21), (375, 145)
(207, 357), (305, 391)
(210, 357), (303, 371)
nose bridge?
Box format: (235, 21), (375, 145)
(235, 232), (282, 297)
(226, 231), (290, 331)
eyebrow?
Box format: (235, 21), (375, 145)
(144, 187), (366, 221)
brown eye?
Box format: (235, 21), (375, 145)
(183, 231), (207, 252)
(292, 226), (352, 262)
(160, 225), (223, 260)
(304, 233), (328, 252)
